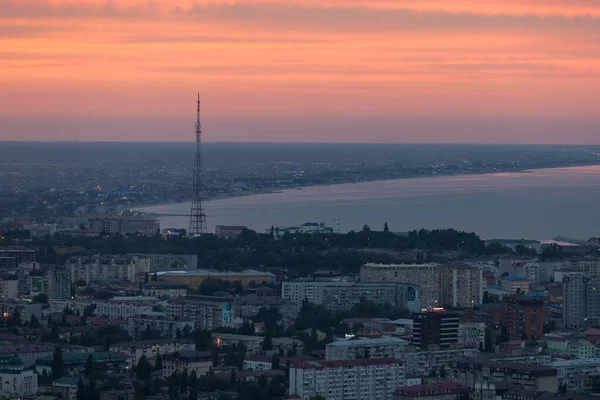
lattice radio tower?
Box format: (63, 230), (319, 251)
(189, 94), (208, 236)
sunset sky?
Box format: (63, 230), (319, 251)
(1, 0), (599, 143)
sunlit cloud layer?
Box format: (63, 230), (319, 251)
(1, 0), (599, 143)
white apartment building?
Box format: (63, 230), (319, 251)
(289, 358), (405, 400)
(440, 264), (483, 307)
(573, 260), (600, 277)
(325, 337), (409, 360)
(282, 279), (422, 312)
(67, 255), (151, 284)
(563, 273), (589, 329)
(281, 278), (354, 307)
(549, 358), (600, 391)
(361, 263), (440, 309)
(458, 322), (486, 349)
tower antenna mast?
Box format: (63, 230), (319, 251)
(189, 94), (207, 236)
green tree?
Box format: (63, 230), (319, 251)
(76, 377), (87, 400)
(155, 352), (163, 371)
(180, 369), (188, 394)
(136, 355), (153, 381)
(29, 314), (42, 328)
(33, 293), (49, 303)
(52, 346), (65, 379)
(271, 354), (280, 370)
(85, 354), (94, 376)
(262, 333), (273, 351)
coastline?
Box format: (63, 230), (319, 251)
(135, 162), (600, 212)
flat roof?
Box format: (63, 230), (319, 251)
(327, 337), (408, 347)
(550, 358), (600, 367)
(157, 269), (275, 277)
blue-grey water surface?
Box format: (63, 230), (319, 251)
(139, 166), (600, 240)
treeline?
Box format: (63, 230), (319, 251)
(0, 225), (573, 274)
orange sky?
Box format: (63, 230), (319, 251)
(1, 0), (599, 143)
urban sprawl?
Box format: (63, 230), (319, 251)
(1, 216), (600, 400)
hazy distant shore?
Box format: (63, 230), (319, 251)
(136, 162), (600, 213)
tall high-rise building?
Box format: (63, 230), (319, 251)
(586, 278), (600, 327)
(563, 273), (589, 329)
(412, 311), (459, 350)
(440, 264), (483, 308)
(501, 295), (545, 340)
(361, 263), (440, 309)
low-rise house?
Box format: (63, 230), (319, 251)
(162, 351), (212, 378)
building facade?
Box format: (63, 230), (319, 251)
(325, 337), (409, 360)
(549, 358), (600, 391)
(0, 355), (37, 397)
(393, 383), (472, 400)
(501, 295), (545, 340)
(162, 351), (213, 378)
(282, 279), (422, 312)
(440, 264), (483, 308)
(361, 263), (440, 309)
(563, 273), (589, 329)
(87, 215), (160, 236)
(289, 358), (405, 400)
(412, 311), (459, 350)
(448, 357), (558, 393)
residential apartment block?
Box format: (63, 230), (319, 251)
(282, 278), (422, 312)
(162, 351), (212, 378)
(448, 357), (558, 393)
(289, 358), (405, 400)
(87, 215), (160, 236)
(361, 263), (440, 309)
(501, 295), (545, 340)
(563, 273), (589, 329)
(440, 264), (483, 307)
(325, 337), (409, 360)
(549, 358), (600, 392)
(412, 311), (459, 350)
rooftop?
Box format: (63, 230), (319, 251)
(157, 269), (275, 277)
(293, 357), (402, 369)
(37, 352), (125, 366)
(327, 337), (408, 347)
(394, 383), (471, 397)
(549, 358), (600, 367)
(501, 275), (528, 281)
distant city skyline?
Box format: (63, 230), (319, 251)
(1, 0), (599, 143)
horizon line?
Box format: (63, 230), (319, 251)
(0, 140), (599, 147)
